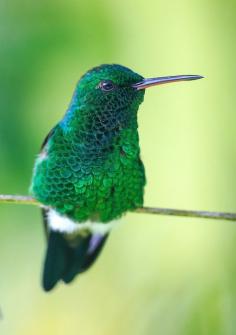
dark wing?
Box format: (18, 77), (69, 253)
(40, 125), (57, 150)
(42, 208), (49, 241)
(40, 126), (57, 241)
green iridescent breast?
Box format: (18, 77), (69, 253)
(31, 124), (146, 222)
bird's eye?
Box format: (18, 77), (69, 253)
(99, 80), (116, 92)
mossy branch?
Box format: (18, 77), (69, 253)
(1, 194), (236, 222)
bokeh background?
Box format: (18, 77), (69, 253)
(1, 0), (236, 334)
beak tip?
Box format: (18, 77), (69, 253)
(183, 75), (205, 81)
(194, 75), (204, 80)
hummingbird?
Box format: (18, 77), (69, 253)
(30, 64), (203, 291)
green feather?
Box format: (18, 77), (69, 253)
(31, 64), (146, 223)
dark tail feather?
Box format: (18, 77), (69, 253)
(42, 230), (108, 291)
(61, 234), (92, 284)
(43, 231), (69, 291)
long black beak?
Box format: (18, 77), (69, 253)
(132, 75), (204, 90)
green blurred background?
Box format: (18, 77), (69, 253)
(1, 0), (236, 334)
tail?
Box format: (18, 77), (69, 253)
(41, 210), (108, 292)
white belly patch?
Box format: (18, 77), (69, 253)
(47, 209), (117, 234)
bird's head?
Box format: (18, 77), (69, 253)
(73, 64), (146, 112)
(71, 64), (203, 114)
(66, 64), (203, 137)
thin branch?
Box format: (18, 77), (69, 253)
(1, 194), (236, 222)
(135, 207), (236, 221)
(0, 195), (40, 206)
